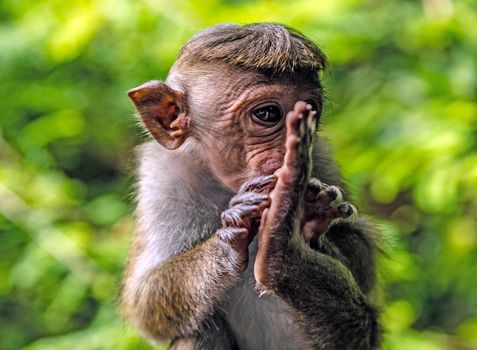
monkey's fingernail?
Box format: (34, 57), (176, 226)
(306, 104), (313, 111)
(341, 205), (353, 217)
(338, 203), (357, 218)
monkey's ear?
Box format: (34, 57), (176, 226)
(128, 80), (190, 150)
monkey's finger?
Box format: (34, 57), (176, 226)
(254, 210), (271, 289)
(298, 108), (315, 161)
(217, 227), (250, 269)
(282, 134), (300, 170)
(335, 202), (357, 220)
(286, 111), (301, 137)
(221, 204), (269, 228)
(217, 227), (249, 245)
(305, 201), (358, 234)
(316, 185), (343, 207)
(292, 101), (310, 119)
(306, 109), (317, 134)
(285, 101), (309, 139)
(304, 178), (326, 202)
(299, 109), (308, 139)
(260, 208), (269, 228)
(283, 101), (315, 170)
(307, 202), (357, 222)
(303, 185), (345, 223)
(238, 175), (278, 194)
(306, 112), (316, 145)
(229, 192), (270, 207)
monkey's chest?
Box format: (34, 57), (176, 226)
(222, 240), (306, 350)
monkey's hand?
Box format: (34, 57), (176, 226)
(218, 175), (276, 271)
(254, 101), (316, 290)
(302, 178), (357, 246)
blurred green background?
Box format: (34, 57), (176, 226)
(1, 0), (476, 349)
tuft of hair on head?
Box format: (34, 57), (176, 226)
(175, 23), (328, 75)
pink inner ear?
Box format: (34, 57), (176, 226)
(164, 100), (177, 117)
(129, 80), (188, 149)
(148, 98), (178, 131)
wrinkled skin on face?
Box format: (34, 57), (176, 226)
(172, 63), (322, 191)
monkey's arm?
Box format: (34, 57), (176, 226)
(254, 101), (380, 349)
(258, 198), (381, 349)
(120, 234), (242, 342)
(274, 239), (380, 350)
(315, 218), (379, 295)
(300, 196), (380, 346)
(307, 136), (383, 296)
(302, 178), (379, 295)
(257, 203), (380, 349)
(120, 174), (274, 343)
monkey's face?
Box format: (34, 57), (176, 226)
(184, 64), (322, 192)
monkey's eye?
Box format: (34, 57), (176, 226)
(252, 104), (283, 126)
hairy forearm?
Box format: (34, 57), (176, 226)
(120, 235), (242, 341)
(273, 240), (381, 350)
(315, 218), (379, 295)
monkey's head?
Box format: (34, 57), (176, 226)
(129, 23), (327, 191)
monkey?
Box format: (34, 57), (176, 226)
(119, 23), (381, 350)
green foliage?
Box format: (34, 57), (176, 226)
(1, 0), (476, 349)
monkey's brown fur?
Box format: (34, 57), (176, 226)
(120, 23), (381, 350)
(176, 23), (327, 73)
